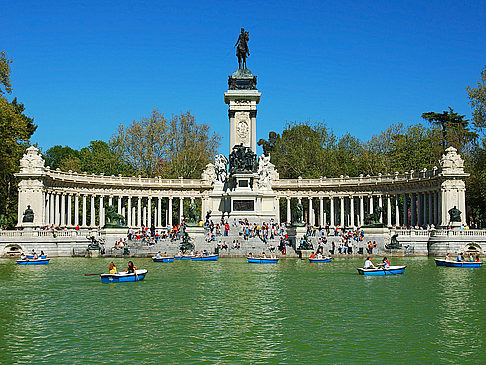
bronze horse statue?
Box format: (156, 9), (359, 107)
(235, 28), (250, 69)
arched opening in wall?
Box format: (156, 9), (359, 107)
(464, 242), (482, 256)
(3, 244), (24, 258)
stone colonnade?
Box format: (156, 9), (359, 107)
(41, 192), (208, 228)
(279, 191), (443, 228)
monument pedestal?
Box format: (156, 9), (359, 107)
(287, 226), (307, 250)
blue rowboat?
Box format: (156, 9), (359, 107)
(357, 265), (406, 276)
(191, 255), (218, 261)
(248, 257), (278, 264)
(16, 259), (50, 265)
(435, 259), (482, 268)
(309, 257), (332, 263)
(100, 269), (147, 283)
(152, 256), (174, 263)
(174, 255), (193, 260)
(26, 255), (47, 259)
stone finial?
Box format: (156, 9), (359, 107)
(440, 146), (465, 174)
(19, 146), (45, 174)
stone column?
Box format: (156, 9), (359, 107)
(424, 192), (429, 226)
(90, 195), (96, 227)
(395, 195), (400, 227)
(411, 193), (417, 227)
(340, 197), (345, 227)
(417, 193), (423, 226)
(360, 196), (364, 227)
(127, 197), (132, 227)
(54, 193), (60, 226)
(99, 196), (104, 227)
(369, 195), (374, 213)
(168, 197), (173, 226)
(148, 197), (152, 227)
(179, 197), (184, 224)
(323, 198), (327, 226)
(403, 194), (408, 227)
(143, 206), (147, 226)
(308, 197), (313, 225)
(350, 196), (355, 228)
(157, 197), (162, 227)
(137, 197), (142, 227)
(386, 195), (392, 227)
(49, 193), (54, 225)
(117, 196), (122, 214)
(45, 193), (50, 225)
(275, 197), (280, 223)
(60, 194), (66, 226)
(319, 197), (324, 226)
(286, 198), (291, 224)
(378, 195), (383, 222)
(330, 197), (335, 227)
(74, 194), (79, 227)
(108, 196), (113, 207)
(433, 192), (438, 226)
(82, 195), (87, 227)
(67, 194), (72, 226)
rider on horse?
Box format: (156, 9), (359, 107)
(235, 28), (250, 69)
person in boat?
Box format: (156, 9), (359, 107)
(109, 262), (117, 274)
(456, 253), (465, 262)
(248, 252), (253, 258)
(377, 257), (390, 269)
(445, 253), (451, 261)
(20, 252), (26, 260)
(261, 252), (267, 258)
(163, 252), (168, 257)
(469, 254), (474, 262)
(126, 261), (138, 273)
(33, 252), (38, 260)
(363, 257), (375, 269)
(176, 250), (182, 257)
(310, 252), (316, 259)
(475, 255), (480, 262)
(316, 252), (323, 259)
(155, 251), (162, 259)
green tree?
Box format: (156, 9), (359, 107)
(0, 52), (37, 227)
(111, 110), (220, 178)
(467, 65), (486, 134)
(79, 140), (135, 176)
(44, 145), (80, 169)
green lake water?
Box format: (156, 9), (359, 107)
(0, 257), (484, 364)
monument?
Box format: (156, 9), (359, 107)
(202, 28), (280, 222)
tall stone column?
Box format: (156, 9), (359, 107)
(323, 198), (327, 226)
(137, 197), (142, 227)
(127, 197), (132, 227)
(395, 195), (400, 227)
(319, 197), (324, 226)
(54, 193), (60, 226)
(45, 193), (50, 225)
(99, 196), (104, 227)
(148, 197), (152, 227)
(82, 195), (87, 227)
(378, 195), (383, 222)
(360, 196), (364, 227)
(411, 193), (417, 227)
(403, 194), (408, 227)
(386, 195), (392, 227)
(428, 192), (433, 225)
(340, 197), (345, 227)
(308, 197), (313, 225)
(168, 197), (173, 226)
(61, 194), (66, 226)
(286, 198), (291, 224)
(74, 194), (79, 226)
(90, 195), (96, 227)
(275, 197), (280, 223)
(67, 194), (72, 226)
(417, 193), (423, 226)
(369, 195), (374, 213)
(350, 196), (355, 228)
(108, 196), (113, 207)
(157, 197), (162, 227)
(143, 206), (147, 226)
(330, 197), (335, 227)
(433, 192), (438, 226)
(117, 196), (122, 214)
(179, 197), (184, 224)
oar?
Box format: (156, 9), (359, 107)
(84, 273), (103, 276)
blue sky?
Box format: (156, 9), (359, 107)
(3, 0), (485, 155)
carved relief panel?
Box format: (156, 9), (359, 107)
(234, 111), (251, 146)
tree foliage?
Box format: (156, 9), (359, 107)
(0, 51), (12, 96)
(467, 65), (486, 134)
(111, 110), (220, 178)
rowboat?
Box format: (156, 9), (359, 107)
(152, 256), (174, 263)
(357, 265), (406, 275)
(191, 255), (218, 261)
(16, 259), (50, 265)
(174, 255), (193, 260)
(100, 269), (148, 283)
(435, 259), (482, 268)
(248, 257), (279, 264)
(309, 257), (332, 263)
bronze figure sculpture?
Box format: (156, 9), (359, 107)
(235, 28), (250, 69)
